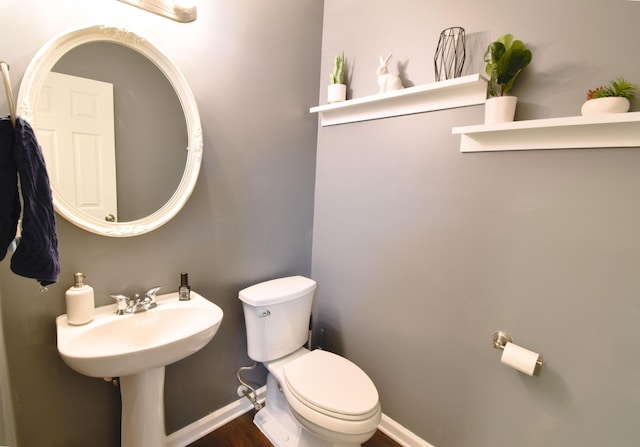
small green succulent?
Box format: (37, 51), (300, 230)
(587, 77), (637, 100)
(329, 52), (346, 85)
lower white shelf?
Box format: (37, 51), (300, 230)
(452, 111), (640, 152)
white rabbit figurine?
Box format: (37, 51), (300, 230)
(377, 54), (404, 93)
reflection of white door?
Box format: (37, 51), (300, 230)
(36, 72), (117, 222)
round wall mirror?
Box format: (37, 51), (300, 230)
(17, 25), (203, 237)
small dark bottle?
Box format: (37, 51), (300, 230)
(179, 272), (191, 301)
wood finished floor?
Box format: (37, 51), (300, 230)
(187, 410), (401, 447)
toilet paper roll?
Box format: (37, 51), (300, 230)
(500, 342), (539, 376)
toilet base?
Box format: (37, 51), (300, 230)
(254, 374), (362, 447)
(254, 374), (302, 447)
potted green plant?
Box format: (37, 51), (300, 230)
(483, 33), (532, 123)
(327, 52), (347, 103)
(581, 77), (637, 115)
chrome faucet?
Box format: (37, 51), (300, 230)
(110, 286), (161, 315)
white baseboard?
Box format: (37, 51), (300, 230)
(166, 387), (432, 447)
(166, 386), (267, 447)
(378, 413), (435, 447)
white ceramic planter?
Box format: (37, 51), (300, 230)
(484, 96), (518, 124)
(581, 97), (630, 116)
(327, 83), (347, 103)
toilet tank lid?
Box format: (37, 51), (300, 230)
(239, 276), (317, 306)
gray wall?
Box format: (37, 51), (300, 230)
(312, 1), (640, 447)
(0, 1), (322, 446)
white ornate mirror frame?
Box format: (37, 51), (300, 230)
(17, 25), (203, 237)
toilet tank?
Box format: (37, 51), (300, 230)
(239, 276), (317, 362)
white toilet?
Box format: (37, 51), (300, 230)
(239, 276), (382, 447)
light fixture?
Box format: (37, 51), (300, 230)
(117, 0), (197, 23)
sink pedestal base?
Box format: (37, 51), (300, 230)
(119, 367), (167, 447)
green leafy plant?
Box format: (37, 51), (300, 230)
(329, 52), (346, 85)
(587, 77), (637, 100)
(484, 34), (532, 97)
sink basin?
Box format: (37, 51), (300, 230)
(55, 290), (223, 447)
(56, 291), (223, 377)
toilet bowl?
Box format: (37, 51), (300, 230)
(239, 276), (381, 447)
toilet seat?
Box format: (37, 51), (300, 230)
(283, 350), (380, 421)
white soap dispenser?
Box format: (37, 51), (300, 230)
(65, 272), (95, 325)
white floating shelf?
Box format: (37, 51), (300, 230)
(310, 74), (488, 126)
(453, 112), (640, 152)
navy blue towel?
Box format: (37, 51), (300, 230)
(0, 118), (19, 261)
(1, 117), (60, 287)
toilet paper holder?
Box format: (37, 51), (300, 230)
(492, 331), (543, 367)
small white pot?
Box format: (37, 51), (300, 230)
(484, 96), (518, 124)
(327, 83), (347, 104)
(581, 97), (630, 116)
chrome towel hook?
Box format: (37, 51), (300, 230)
(0, 61), (16, 128)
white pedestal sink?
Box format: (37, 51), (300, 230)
(56, 291), (223, 447)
